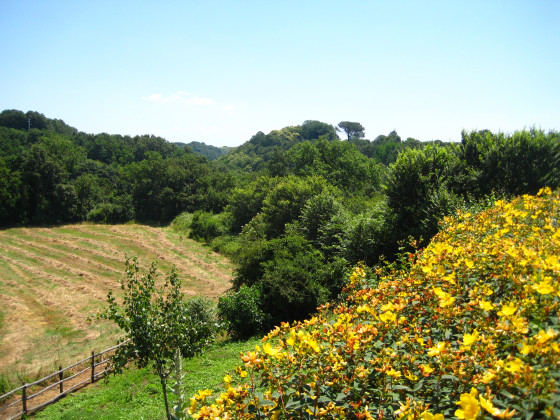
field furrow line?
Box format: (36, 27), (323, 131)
(30, 228), (132, 265)
(64, 225), (135, 242)
(0, 243), (118, 296)
(2, 234), (121, 276)
(0, 223), (235, 382)
(109, 225), (233, 285)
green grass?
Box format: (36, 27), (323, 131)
(34, 337), (261, 419)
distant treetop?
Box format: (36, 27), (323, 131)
(337, 121), (365, 140)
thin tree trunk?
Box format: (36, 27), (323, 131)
(160, 375), (171, 420)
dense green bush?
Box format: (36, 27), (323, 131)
(217, 285), (269, 339)
(86, 196), (135, 224)
(170, 212), (194, 235)
(189, 210), (232, 242)
(209, 234), (241, 257)
(384, 143), (462, 245)
(460, 128), (560, 197)
(225, 176), (280, 233)
(260, 175), (337, 238)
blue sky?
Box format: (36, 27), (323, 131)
(1, 1), (558, 147)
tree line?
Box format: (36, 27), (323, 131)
(1, 108), (558, 338)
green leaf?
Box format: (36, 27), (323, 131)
(393, 385), (413, 392)
(413, 380), (424, 392)
(336, 392), (346, 402)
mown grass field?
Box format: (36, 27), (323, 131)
(0, 223), (234, 391)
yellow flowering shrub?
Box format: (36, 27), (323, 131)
(189, 188), (560, 419)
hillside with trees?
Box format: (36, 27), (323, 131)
(1, 108), (559, 340)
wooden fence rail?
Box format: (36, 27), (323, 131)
(0, 340), (129, 419)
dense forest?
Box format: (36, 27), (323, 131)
(1, 108), (559, 337)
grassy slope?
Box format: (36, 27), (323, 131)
(34, 337), (261, 420)
(0, 223), (234, 389)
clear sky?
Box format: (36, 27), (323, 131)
(1, 1), (558, 147)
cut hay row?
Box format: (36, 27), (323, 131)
(0, 223), (233, 388)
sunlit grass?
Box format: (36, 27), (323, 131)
(34, 337), (262, 420)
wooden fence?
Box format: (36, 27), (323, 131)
(0, 340), (129, 419)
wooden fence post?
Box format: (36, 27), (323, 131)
(59, 366), (63, 393)
(91, 351), (95, 383)
(22, 382), (27, 415)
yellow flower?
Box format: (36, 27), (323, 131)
(286, 329), (296, 346)
(420, 364), (435, 375)
(480, 370), (495, 384)
(504, 358), (525, 374)
(386, 368), (402, 378)
(537, 186), (552, 196)
(480, 395), (518, 418)
(357, 304), (372, 314)
(422, 262), (434, 273)
(440, 294), (456, 307)
(518, 341), (533, 355)
(443, 270), (457, 284)
(395, 398), (411, 417)
(421, 412), (445, 420)
(462, 330), (480, 347)
(532, 278), (556, 295)
(534, 328), (557, 345)
(479, 395), (500, 416)
(363, 406), (375, 420)
(404, 370), (418, 381)
(263, 342), (281, 356)
(497, 302), (517, 317)
(479, 299), (494, 311)
(241, 351), (261, 367)
(306, 337), (321, 353)
(380, 301), (397, 311)
(455, 388), (480, 419)
(433, 287), (456, 307)
(510, 315), (528, 334)
(379, 310), (397, 323)
(428, 341), (446, 357)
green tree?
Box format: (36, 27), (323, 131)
(258, 233), (346, 324)
(384, 144), (462, 245)
(301, 120), (337, 141)
(225, 176), (280, 233)
(97, 257), (217, 420)
(265, 147), (288, 177)
(20, 143), (69, 222)
(337, 121), (365, 140)
(460, 129), (560, 197)
(0, 157), (22, 225)
(0, 109), (27, 130)
(260, 175), (335, 238)
(218, 284), (268, 339)
(25, 111), (48, 130)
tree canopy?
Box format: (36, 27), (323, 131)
(337, 121), (365, 140)
(2, 109), (559, 336)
